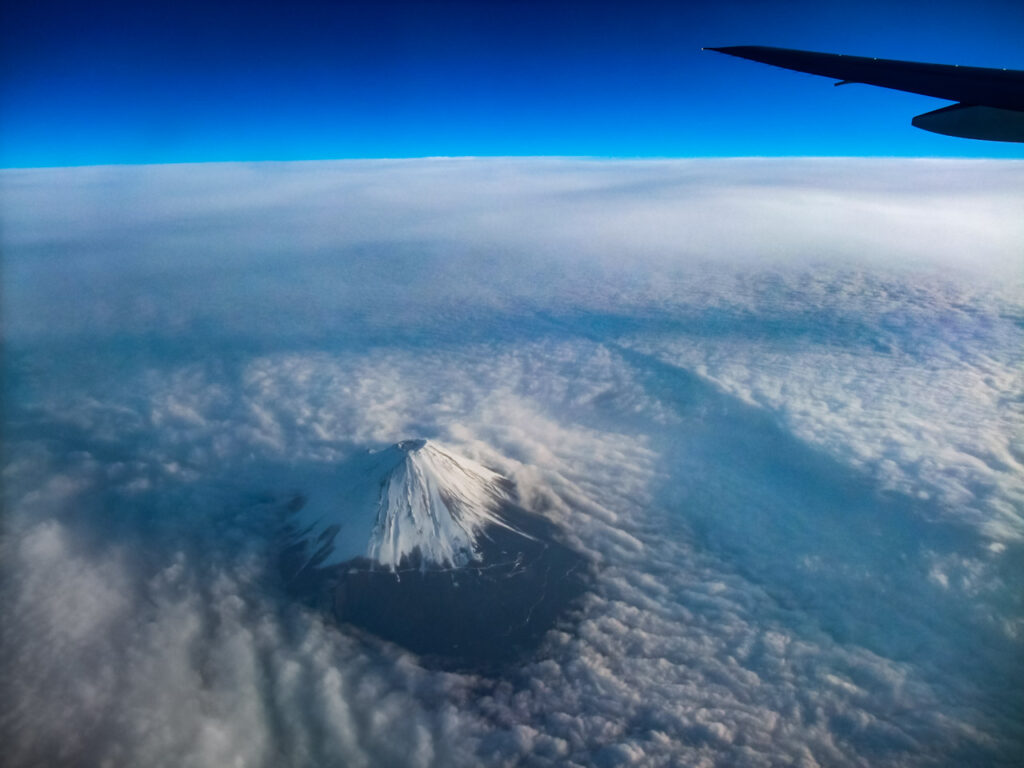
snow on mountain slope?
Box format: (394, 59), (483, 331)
(289, 440), (521, 571)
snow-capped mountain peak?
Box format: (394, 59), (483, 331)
(289, 439), (522, 571)
(368, 438), (518, 569)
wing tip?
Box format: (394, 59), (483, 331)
(703, 46), (782, 61)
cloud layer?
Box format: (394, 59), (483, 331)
(2, 158), (1023, 766)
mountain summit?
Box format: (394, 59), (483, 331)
(368, 439), (521, 569)
(286, 439), (524, 572)
(282, 439), (589, 667)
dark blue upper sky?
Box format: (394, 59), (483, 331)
(3, 0), (1023, 166)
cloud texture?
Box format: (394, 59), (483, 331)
(2, 158), (1023, 766)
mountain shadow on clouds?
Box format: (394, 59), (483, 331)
(618, 344), (1024, 731)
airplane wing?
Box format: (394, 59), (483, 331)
(705, 46), (1024, 143)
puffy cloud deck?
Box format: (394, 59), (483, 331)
(2, 159), (1022, 767)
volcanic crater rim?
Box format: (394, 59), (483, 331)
(395, 438), (428, 452)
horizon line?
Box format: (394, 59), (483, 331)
(3, 154), (1021, 171)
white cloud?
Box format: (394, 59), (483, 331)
(2, 158), (1023, 766)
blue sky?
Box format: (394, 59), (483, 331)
(3, 0), (1023, 166)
